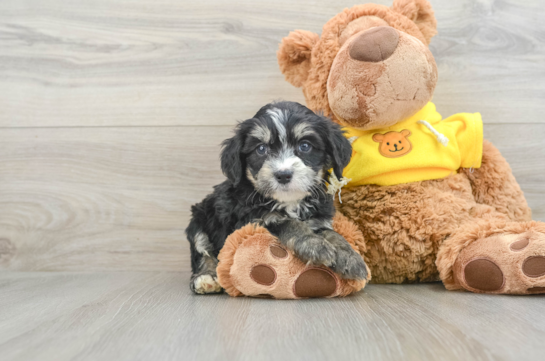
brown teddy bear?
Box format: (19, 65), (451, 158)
(217, 0), (545, 298)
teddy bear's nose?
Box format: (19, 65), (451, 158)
(349, 26), (400, 62)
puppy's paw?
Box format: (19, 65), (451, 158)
(294, 235), (336, 267)
(333, 247), (368, 280)
(190, 274), (223, 294)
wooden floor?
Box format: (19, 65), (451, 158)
(1, 0), (545, 360)
(0, 271), (544, 361)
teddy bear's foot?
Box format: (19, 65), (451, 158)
(453, 222), (545, 294)
(217, 224), (368, 299)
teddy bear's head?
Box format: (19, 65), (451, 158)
(372, 129), (413, 158)
(278, 0), (438, 131)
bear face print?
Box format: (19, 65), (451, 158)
(372, 130), (412, 158)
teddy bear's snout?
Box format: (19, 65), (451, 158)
(349, 26), (399, 62)
(327, 22), (437, 130)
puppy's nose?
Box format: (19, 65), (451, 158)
(274, 170), (293, 185)
(349, 26), (399, 62)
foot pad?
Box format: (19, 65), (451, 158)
(455, 228), (545, 294)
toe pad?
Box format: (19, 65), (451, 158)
(464, 258), (505, 292)
(250, 265), (277, 286)
(522, 256), (545, 278)
(510, 238), (530, 251)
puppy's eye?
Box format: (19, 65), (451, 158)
(256, 144), (268, 156)
(387, 142), (390, 145)
(299, 141), (312, 153)
(399, 141), (401, 144)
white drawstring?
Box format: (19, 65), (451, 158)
(417, 120), (449, 147)
(466, 162), (477, 174)
(327, 172), (351, 204)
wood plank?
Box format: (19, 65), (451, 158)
(0, 271), (544, 361)
(483, 124), (545, 221)
(0, 126), (230, 271)
(431, 0), (545, 121)
(0, 0), (544, 127)
(0, 124), (543, 271)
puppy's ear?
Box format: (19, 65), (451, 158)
(221, 127), (245, 186)
(326, 121), (353, 180)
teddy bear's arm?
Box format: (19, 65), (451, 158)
(460, 140), (532, 222)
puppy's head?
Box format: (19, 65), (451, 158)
(221, 101), (352, 203)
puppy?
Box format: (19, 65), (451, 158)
(186, 101), (368, 294)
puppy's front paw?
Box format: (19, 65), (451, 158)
(190, 274), (223, 294)
(294, 235), (336, 267)
(333, 247), (368, 280)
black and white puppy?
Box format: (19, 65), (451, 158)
(186, 101), (368, 294)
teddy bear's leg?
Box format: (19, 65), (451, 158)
(437, 218), (545, 294)
(216, 214), (369, 299)
(460, 140), (532, 222)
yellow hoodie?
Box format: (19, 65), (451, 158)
(343, 102), (483, 187)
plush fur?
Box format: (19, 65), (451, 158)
(186, 101), (367, 294)
(222, 0), (545, 296)
(278, 0), (436, 125)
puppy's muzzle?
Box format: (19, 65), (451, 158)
(274, 170), (293, 185)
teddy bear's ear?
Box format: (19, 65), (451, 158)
(391, 0), (437, 44)
(372, 134), (385, 143)
(277, 30), (319, 88)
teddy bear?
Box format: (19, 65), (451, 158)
(216, 0), (545, 298)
